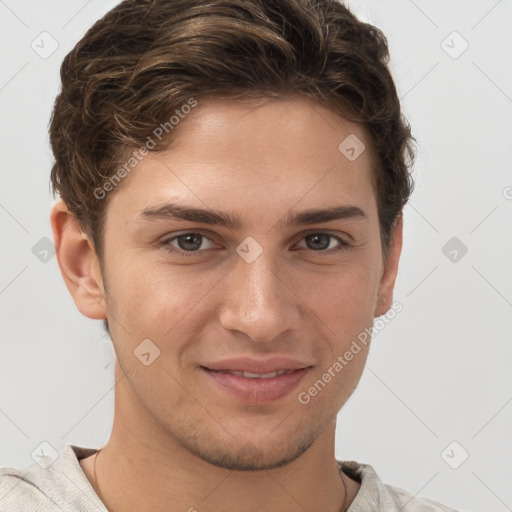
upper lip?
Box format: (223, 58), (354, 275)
(203, 356), (313, 374)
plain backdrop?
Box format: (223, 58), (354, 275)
(1, 1), (511, 511)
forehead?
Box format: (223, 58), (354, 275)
(108, 96), (377, 224)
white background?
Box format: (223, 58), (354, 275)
(0, 1), (511, 511)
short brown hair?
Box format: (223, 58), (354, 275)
(49, 0), (415, 264)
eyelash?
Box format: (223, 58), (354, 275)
(159, 232), (350, 258)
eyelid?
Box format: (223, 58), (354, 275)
(297, 228), (353, 243)
(298, 228), (350, 238)
(295, 228), (350, 243)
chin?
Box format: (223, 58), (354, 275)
(187, 431), (316, 471)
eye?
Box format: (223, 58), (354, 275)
(296, 233), (349, 253)
(161, 232), (216, 256)
(159, 231), (350, 258)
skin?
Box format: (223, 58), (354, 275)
(51, 96), (402, 512)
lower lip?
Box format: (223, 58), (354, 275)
(202, 367), (311, 404)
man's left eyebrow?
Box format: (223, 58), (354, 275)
(279, 205), (368, 227)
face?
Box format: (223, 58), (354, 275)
(92, 97), (400, 470)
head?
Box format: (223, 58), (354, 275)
(50, 0), (414, 470)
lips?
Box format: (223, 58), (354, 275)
(201, 356), (313, 403)
(203, 356), (312, 374)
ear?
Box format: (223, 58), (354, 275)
(50, 199), (107, 320)
(374, 215), (403, 318)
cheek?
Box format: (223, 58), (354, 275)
(298, 260), (379, 340)
(300, 272), (374, 412)
(105, 257), (221, 339)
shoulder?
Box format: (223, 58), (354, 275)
(338, 460), (459, 512)
(379, 482), (459, 511)
(0, 445), (105, 512)
(0, 462), (62, 510)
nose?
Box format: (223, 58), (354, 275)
(218, 250), (301, 343)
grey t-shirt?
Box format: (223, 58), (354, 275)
(0, 445), (458, 511)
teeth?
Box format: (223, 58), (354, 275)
(243, 370), (285, 379)
(218, 369), (293, 378)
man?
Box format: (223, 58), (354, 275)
(0, 0), (457, 510)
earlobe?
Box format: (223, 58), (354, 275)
(374, 215), (403, 318)
(50, 200), (107, 320)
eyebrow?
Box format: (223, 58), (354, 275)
(137, 203), (368, 229)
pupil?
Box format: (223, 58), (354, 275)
(307, 234), (329, 250)
(178, 234), (202, 251)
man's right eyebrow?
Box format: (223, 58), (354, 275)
(137, 203), (243, 229)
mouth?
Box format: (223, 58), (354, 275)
(200, 366), (312, 403)
(206, 368), (297, 378)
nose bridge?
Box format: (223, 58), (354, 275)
(241, 254), (279, 307)
(218, 247), (298, 341)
